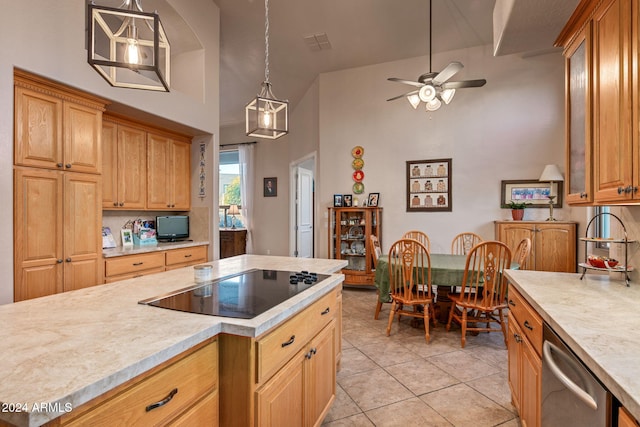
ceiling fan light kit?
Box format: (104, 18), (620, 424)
(245, 0), (289, 140)
(387, 0), (486, 112)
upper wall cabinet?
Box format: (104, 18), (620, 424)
(558, 0), (638, 205)
(102, 119), (147, 209)
(147, 132), (191, 210)
(14, 71), (104, 175)
(102, 115), (191, 211)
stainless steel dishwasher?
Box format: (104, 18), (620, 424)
(541, 323), (611, 426)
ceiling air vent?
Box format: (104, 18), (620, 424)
(303, 33), (332, 51)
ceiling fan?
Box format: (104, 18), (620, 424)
(387, 0), (486, 111)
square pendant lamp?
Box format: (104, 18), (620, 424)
(88, 0), (170, 91)
(245, 0), (289, 139)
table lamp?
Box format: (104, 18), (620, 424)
(228, 204), (240, 229)
(539, 164), (564, 221)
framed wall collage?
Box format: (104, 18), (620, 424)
(406, 158), (452, 212)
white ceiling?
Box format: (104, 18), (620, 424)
(130, 0), (581, 127)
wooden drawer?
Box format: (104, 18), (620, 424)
(104, 267), (166, 283)
(63, 339), (218, 427)
(166, 245), (207, 267)
(105, 252), (165, 277)
(256, 291), (337, 384)
(507, 286), (543, 356)
(167, 390), (218, 427)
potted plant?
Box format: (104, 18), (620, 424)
(503, 201), (531, 221)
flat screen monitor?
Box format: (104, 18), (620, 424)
(156, 215), (189, 241)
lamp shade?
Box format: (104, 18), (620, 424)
(539, 164), (564, 182)
(228, 204), (240, 215)
(88, 3), (170, 92)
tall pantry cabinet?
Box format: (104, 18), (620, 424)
(13, 70), (106, 302)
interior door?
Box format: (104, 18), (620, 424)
(296, 166), (314, 258)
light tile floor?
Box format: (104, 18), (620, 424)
(323, 287), (521, 427)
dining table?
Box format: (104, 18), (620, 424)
(374, 253), (518, 323)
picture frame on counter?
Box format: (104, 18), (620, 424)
(406, 158), (452, 212)
(333, 194), (343, 207)
(367, 193), (380, 207)
(121, 229), (134, 247)
(500, 179), (563, 208)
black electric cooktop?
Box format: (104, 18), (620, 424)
(139, 269), (329, 319)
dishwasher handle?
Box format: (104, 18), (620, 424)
(543, 340), (598, 411)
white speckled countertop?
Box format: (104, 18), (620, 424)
(505, 269), (640, 421)
(0, 255), (347, 427)
(102, 240), (210, 258)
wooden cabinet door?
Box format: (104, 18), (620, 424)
(63, 172), (102, 292)
(63, 101), (102, 174)
(14, 86), (63, 170)
(507, 314), (522, 414)
(564, 23), (593, 205)
(535, 224), (577, 273)
(101, 120), (118, 208)
(147, 132), (172, 209)
(521, 337), (542, 427)
(171, 140), (191, 210)
(593, 0), (634, 203)
(496, 223), (536, 270)
(306, 322), (336, 426)
(14, 168), (64, 301)
(255, 349), (305, 427)
(117, 124), (147, 209)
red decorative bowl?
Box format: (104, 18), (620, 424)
(587, 256), (605, 268)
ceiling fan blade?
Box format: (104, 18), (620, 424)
(387, 77), (424, 88)
(441, 79), (487, 89)
(433, 61), (463, 85)
(386, 90), (419, 102)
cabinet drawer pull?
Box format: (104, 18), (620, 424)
(513, 333), (522, 343)
(65, 163), (72, 169)
(281, 335), (295, 347)
(508, 299), (516, 307)
(184, 254), (192, 258)
(65, 258), (71, 262)
(57, 259), (63, 264)
(133, 262), (144, 266)
(321, 307), (330, 315)
(145, 388), (178, 412)
(618, 186), (625, 194)
(56, 163), (63, 168)
(523, 320), (534, 331)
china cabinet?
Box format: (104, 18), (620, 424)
(328, 207), (382, 286)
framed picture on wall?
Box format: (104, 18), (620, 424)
(406, 158), (452, 212)
(500, 179), (563, 208)
(264, 177), (277, 197)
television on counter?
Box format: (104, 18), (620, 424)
(156, 215), (189, 241)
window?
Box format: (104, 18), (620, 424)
(219, 150), (244, 228)
(594, 206), (610, 249)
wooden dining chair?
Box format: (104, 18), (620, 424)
(402, 230), (430, 252)
(451, 232), (483, 255)
(370, 235), (386, 319)
(446, 240), (512, 348)
(386, 238), (436, 343)
(514, 238), (532, 270)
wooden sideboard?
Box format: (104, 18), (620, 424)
(220, 229), (247, 258)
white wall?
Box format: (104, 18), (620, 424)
(318, 44), (569, 256)
(0, 0), (220, 304)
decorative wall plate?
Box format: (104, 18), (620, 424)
(351, 146), (364, 158)
(352, 170), (364, 182)
(352, 158), (364, 170)
(348, 225), (364, 238)
(353, 182), (364, 194)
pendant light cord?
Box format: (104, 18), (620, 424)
(429, 0), (432, 73)
(264, 0), (270, 83)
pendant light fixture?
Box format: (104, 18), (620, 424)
(88, 0), (170, 92)
(246, 0), (289, 139)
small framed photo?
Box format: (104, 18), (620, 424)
(264, 177), (277, 197)
(333, 194), (343, 207)
(367, 193), (380, 207)
(121, 229), (134, 247)
(343, 194), (353, 207)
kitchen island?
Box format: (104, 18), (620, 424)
(505, 269), (640, 423)
(0, 255), (347, 427)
